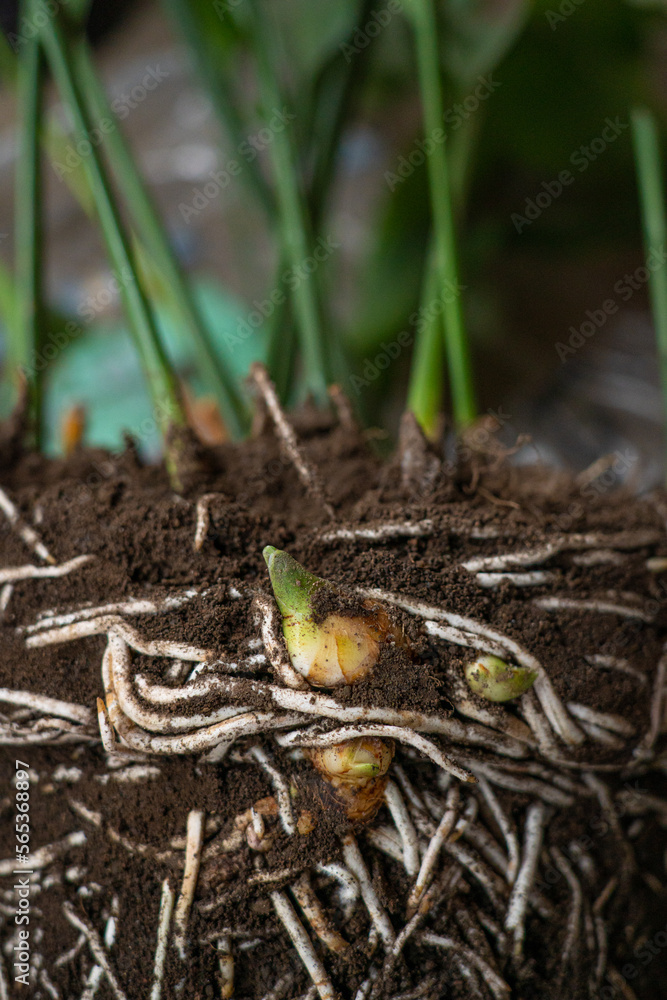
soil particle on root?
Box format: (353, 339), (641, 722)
(1, 414), (666, 999)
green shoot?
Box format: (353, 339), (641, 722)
(40, 13), (186, 481)
(248, 0), (329, 402)
(12, 0), (44, 445)
(406, 244), (444, 438)
(72, 39), (248, 438)
(410, 0), (476, 428)
(631, 107), (667, 478)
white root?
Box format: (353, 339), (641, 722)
(518, 689), (563, 757)
(383, 780), (420, 877)
(173, 810), (205, 961)
(0, 584), (13, 616)
(443, 840), (506, 912)
(637, 645), (667, 756)
(550, 847), (582, 965)
(534, 596), (653, 622)
(476, 778), (520, 885)
(290, 874), (348, 954)
(315, 863), (360, 920)
(150, 879), (174, 1000)
(407, 784), (459, 914)
(108, 634), (252, 733)
(54, 934), (86, 968)
(217, 936), (234, 999)
(136, 670), (525, 758)
(461, 823), (510, 881)
(246, 746), (296, 836)
(358, 585), (583, 747)
(0, 831), (86, 876)
(460, 530), (659, 572)
(276, 724), (474, 783)
(0, 485), (54, 563)
(566, 702), (635, 737)
(62, 903), (128, 1000)
(319, 521), (435, 543)
(0, 689), (93, 725)
(584, 655), (647, 685)
(250, 364), (334, 520)
(0, 554), (93, 584)
(474, 571), (556, 589)
(341, 834), (395, 948)
(505, 801), (548, 956)
(270, 890), (336, 1000)
(193, 493), (224, 551)
(28, 614), (211, 660)
(463, 760), (574, 808)
(419, 933), (511, 1000)
(365, 827), (405, 866)
(107, 697), (303, 755)
(24, 590), (198, 634)
(253, 593), (309, 690)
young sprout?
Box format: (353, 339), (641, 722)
(464, 654), (537, 703)
(263, 546), (400, 687)
(307, 737), (394, 823)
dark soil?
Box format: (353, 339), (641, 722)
(1, 410), (666, 999)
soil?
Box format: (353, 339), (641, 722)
(1, 408), (666, 1000)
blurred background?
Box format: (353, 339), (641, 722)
(0, 0), (666, 488)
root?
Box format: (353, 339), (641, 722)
(504, 802), (548, 956)
(173, 810), (205, 960)
(193, 493), (224, 551)
(290, 874), (348, 955)
(383, 780), (420, 877)
(359, 585), (584, 748)
(460, 530), (659, 573)
(62, 903), (128, 1000)
(341, 833), (395, 948)
(0, 554), (93, 584)
(407, 785), (459, 914)
(250, 364), (334, 520)
(534, 596), (653, 622)
(149, 879), (174, 1000)
(0, 485), (54, 564)
(270, 889), (336, 1000)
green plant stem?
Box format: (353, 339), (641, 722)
(39, 14), (186, 475)
(13, 3), (44, 445)
(406, 242), (443, 437)
(631, 107), (667, 476)
(72, 39), (247, 438)
(248, 0), (328, 402)
(411, 0), (476, 427)
(161, 0), (275, 219)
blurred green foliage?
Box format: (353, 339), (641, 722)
(1, 0), (666, 450)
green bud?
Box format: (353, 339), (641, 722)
(263, 545), (326, 617)
(263, 546), (381, 687)
(308, 738), (394, 787)
(464, 654), (537, 703)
